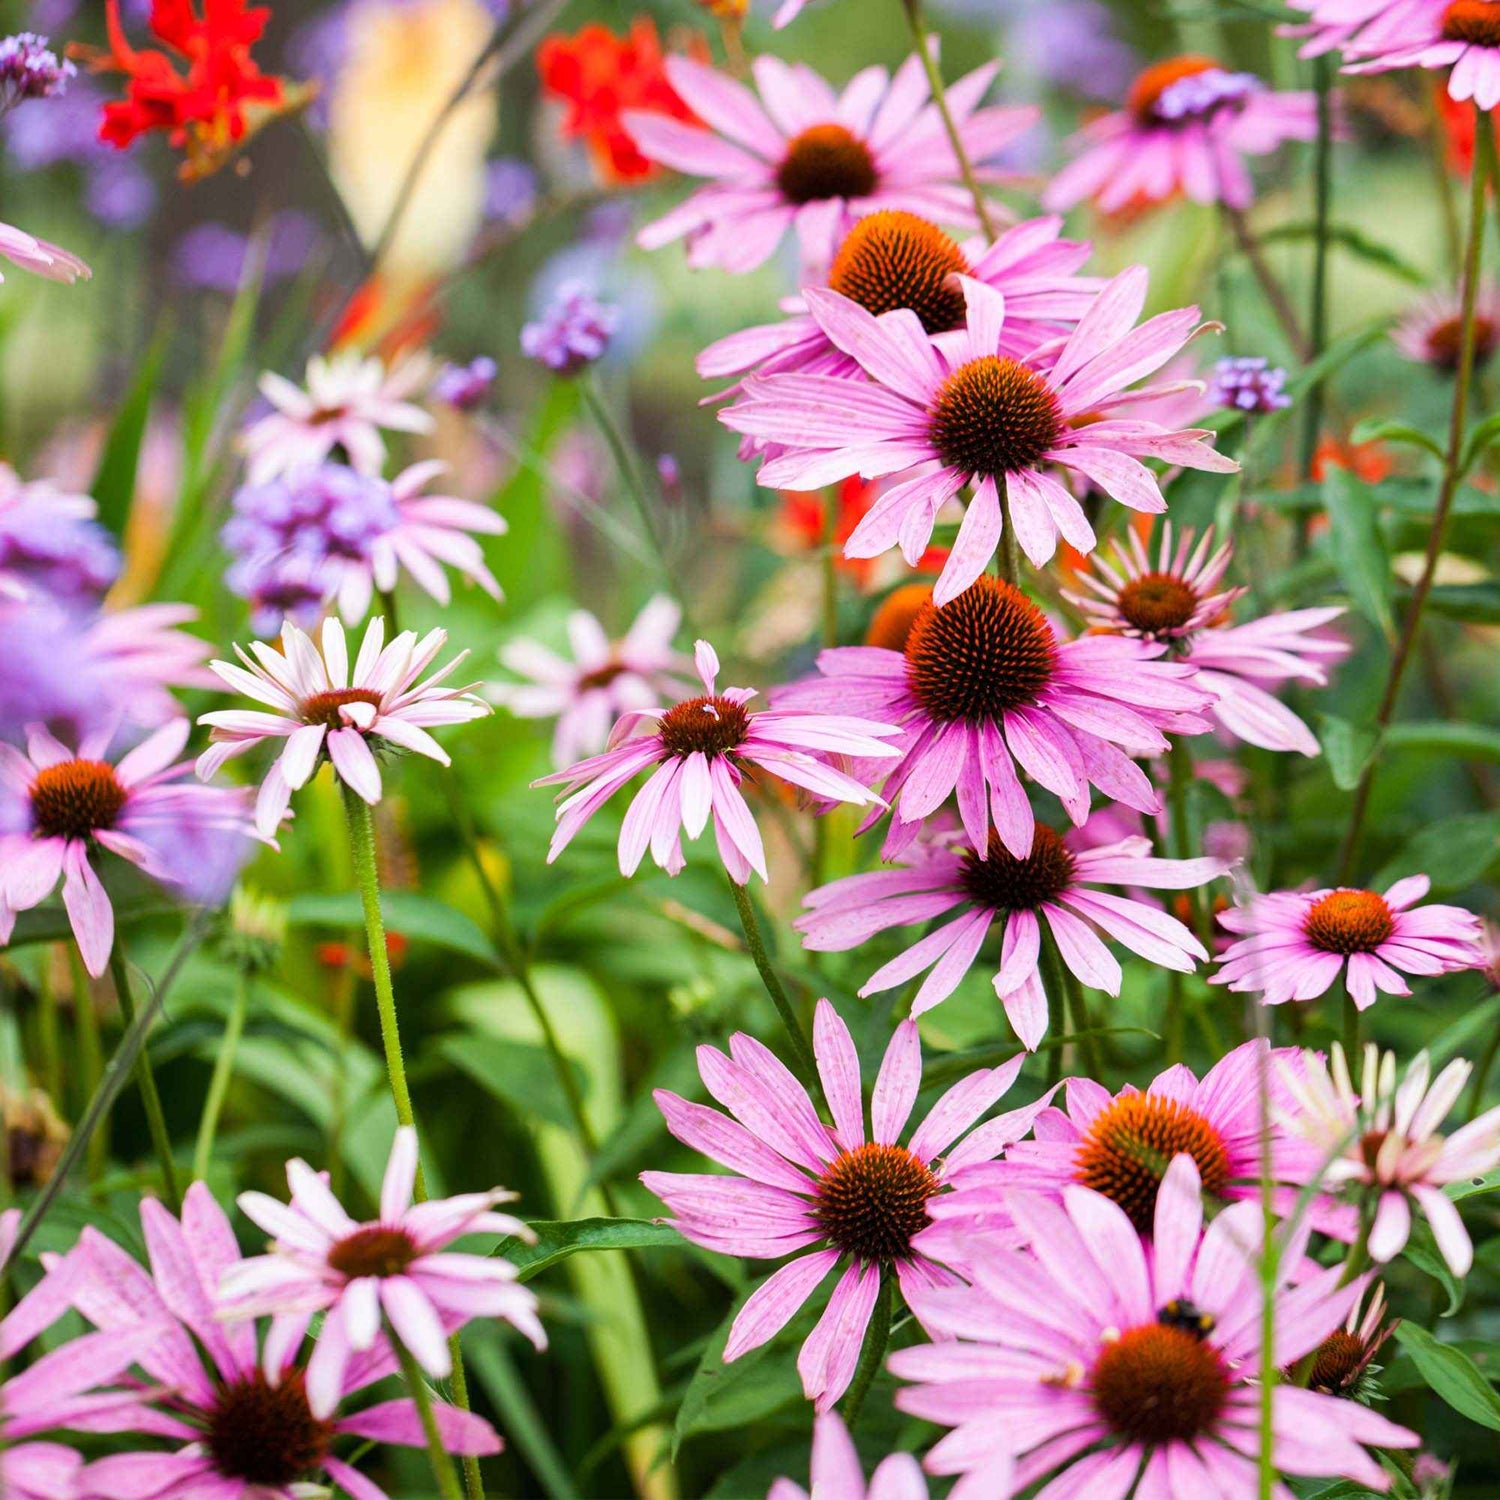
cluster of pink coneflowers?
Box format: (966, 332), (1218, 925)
(0, 0), (1496, 1497)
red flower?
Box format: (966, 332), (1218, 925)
(537, 19), (701, 185)
(777, 477), (948, 589)
(76, 0), (309, 180)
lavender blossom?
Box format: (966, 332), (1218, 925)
(1208, 356), (1293, 414)
(434, 356), (498, 411)
(0, 33), (72, 114)
(485, 158), (539, 230)
(521, 282), (617, 376)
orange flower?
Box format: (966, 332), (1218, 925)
(537, 19), (700, 185)
(1311, 435), (1394, 486)
(1437, 82), (1475, 175)
(76, 0), (311, 180)
(777, 477), (948, 588)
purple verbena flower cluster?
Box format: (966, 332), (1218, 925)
(521, 281), (618, 374)
(1208, 354), (1293, 412)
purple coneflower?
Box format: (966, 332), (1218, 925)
(1213, 874), (1484, 1010)
(769, 1412), (927, 1500)
(1043, 56), (1318, 213)
(644, 999), (1050, 1412)
(890, 1157), (1419, 1498)
(217, 1127), (544, 1418)
(1393, 281), (1500, 369)
(722, 270), (1235, 599)
(494, 595), (691, 767)
(797, 821), (1224, 1048)
(624, 53), (1035, 274)
(1345, 0), (1500, 109)
(197, 617), (489, 839)
(535, 640), (899, 883)
(0, 463), (118, 603)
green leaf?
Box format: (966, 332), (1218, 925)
(1460, 408), (1500, 475)
(1422, 581), (1500, 623)
(435, 1033), (583, 1131)
(1255, 221), (1427, 284)
(1317, 714), (1382, 791)
(673, 1308), (804, 1457)
(1402, 1222), (1466, 1316)
(493, 1218), (682, 1282)
(91, 319), (172, 537)
(1321, 469), (1394, 638)
(1384, 721), (1500, 763)
(1348, 418), (1444, 460)
(285, 890), (501, 969)
(1393, 1322), (1500, 1430)
(1375, 811), (1500, 892)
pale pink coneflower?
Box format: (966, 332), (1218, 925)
(0, 719), (254, 975)
(796, 821), (1225, 1049)
(241, 351), (434, 483)
(1212, 875), (1485, 1010)
(643, 998), (1053, 1412)
(1392, 281), (1500, 370)
(217, 1127), (544, 1419)
(1065, 523), (1349, 755)
(698, 211), (1101, 398)
(534, 640), (900, 884)
(1279, 0), (1423, 57)
(0, 221), (89, 284)
(1280, 1043), (1500, 1275)
(196, 616), (489, 839)
(925, 1041), (1347, 1249)
(492, 595), (691, 768)
(1306, 1281), (1396, 1397)
(624, 52), (1035, 275)
(889, 1156), (1419, 1499)
(721, 271), (1236, 602)
(1043, 57), (1319, 214)
(773, 576), (1214, 863)
(50, 1181), (501, 1499)
(1343, 0), (1500, 109)
(768, 1412), (927, 1500)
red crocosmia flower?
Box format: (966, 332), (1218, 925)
(1311, 436), (1394, 486)
(537, 19), (701, 185)
(77, 0), (309, 180)
(777, 478), (947, 588)
(1436, 82), (1475, 175)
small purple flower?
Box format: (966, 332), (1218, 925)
(434, 356), (497, 411)
(485, 157), (538, 229)
(223, 465), (399, 635)
(0, 33), (72, 114)
(1004, 0), (1138, 102)
(1154, 68), (1262, 123)
(1207, 355), (1292, 414)
(521, 281), (618, 376)
(173, 212), (321, 293)
(0, 468), (118, 603)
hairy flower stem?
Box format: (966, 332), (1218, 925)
(108, 944), (182, 1213)
(840, 1269), (894, 1428)
(1343, 987), (1361, 1075)
(900, 0), (998, 239)
(1254, 991), (1277, 1500)
(729, 878), (818, 1085)
(192, 967), (249, 1182)
(1297, 57), (1335, 498)
(1223, 207), (1311, 361)
(394, 1335), (466, 1500)
(998, 477), (1021, 586)
(1337, 108), (1493, 882)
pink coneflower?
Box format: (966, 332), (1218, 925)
(769, 1412), (928, 1500)
(890, 1156), (1419, 1498)
(1213, 875), (1485, 1010)
(1281, 0), (1420, 57)
(722, 271), (1235, 600)
(698, 211), (1100, 394)
(1306, 1282), (1395, 1397)
(1393, 281), (1500, 369)
(0, 220), (89, 284)
(241, 351), (433, 483)
(1043, 56), (1319, 214)
(1281, 1044), (1500, 1275)
(643, 999), (1050, 1412)
(534, 639), (899, 883)
(624, 53), (1035, 275)
(54, 1181), (501, 1499)
(927, 1041), (1342, 1240)
(797, 821), (1224, 1048)
(493, 594), (691, 768)
(0, 719), (254, 975)
(1345, 0), (1500, 109)
(1066, 523), (1349, 755)
(196, 616), (489, 839)
(217, 1127), (544, 1418)
(775, 576), (1213, 862)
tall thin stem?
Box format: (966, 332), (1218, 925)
(1337, 108), (1492, 881)
(108, 945), (182, 1212)
(900, 0), (998, 239)
(728, 879), (817, 1084)
(1223, 207), (1311, 361)
(393, 1335), (466, 1500)
(1342, 987), (1361, 1072)
(192, 968), (250, 1182)
(66, 945), (106, 1183)
(1464, 993), (1500, 1122)
(1297, 56), (1335, 491)
(840, 1270), (893, 1428)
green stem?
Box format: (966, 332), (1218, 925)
(36, 958), (61, 1108)
(1342, 986), (1361, 1070)
(108, 944), (182, 1212)
(1297, 56), (1335, 527)
(1337, 1204), (1374, 1288)
(66, 945), (106, 1183)
(1255, 1018), (1278, 1500)
(840, 1269), (893, 1428)
(997, 476), (1020, 587)
(1223, 206), (1311, 361)
(728, 879), (817, 1084)
(342, 786), (425, 1195)
(393, 1335), (466, 1500)
(820, 486), (840, 649)
(900, 0), (998, 238)
(1466, 998), (1500, 1122)
(192, 968), (250, 1182)
(1337, 108), (1493, 881)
